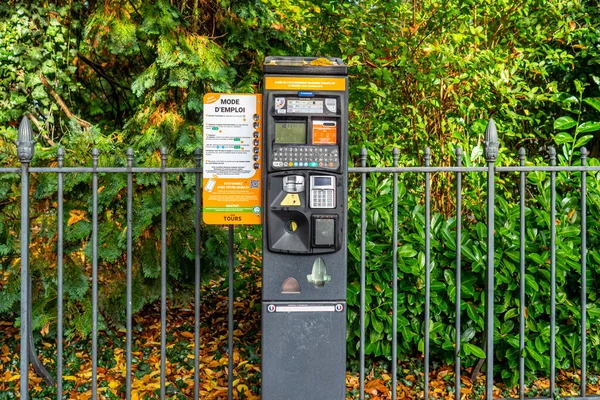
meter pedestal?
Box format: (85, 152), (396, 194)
(262, 56), (348, 400)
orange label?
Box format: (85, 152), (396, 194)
(265, 76), (346, 91)
(312, 121), (337, 144)
(203, 94), (262, 225)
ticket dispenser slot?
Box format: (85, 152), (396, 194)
(262, 56), (348, 400)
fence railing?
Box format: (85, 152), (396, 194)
(2, 116), (600, 399)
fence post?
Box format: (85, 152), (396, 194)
(483, 119), (498, 399)
(17, 116), (35, 400)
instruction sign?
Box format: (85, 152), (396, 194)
(203, 93), (262, 225)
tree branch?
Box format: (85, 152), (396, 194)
(25, 112), (56, 146)
(39, 73), (92, 129)
(77, 52), (131, 90)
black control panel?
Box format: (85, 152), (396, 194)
(272, 146), (339, 169)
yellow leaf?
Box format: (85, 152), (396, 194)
(68, 210), (88, 226)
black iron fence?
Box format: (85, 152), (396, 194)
(2, 117), (600, 399)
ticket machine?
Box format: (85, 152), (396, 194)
(261, 56), (348, 400)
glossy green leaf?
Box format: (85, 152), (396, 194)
(554, 116), (577, 131)
(577, 121), (600, 134)
(583, 97), (600, 113)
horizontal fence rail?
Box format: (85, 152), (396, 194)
(2, 117), (600, 399)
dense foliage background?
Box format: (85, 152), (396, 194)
(1, 0), (600, 388)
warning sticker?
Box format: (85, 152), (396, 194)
(312, 120), (337, 145)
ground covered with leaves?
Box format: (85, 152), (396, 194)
(2, 256), (600, 399)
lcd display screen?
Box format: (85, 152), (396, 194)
(275, 122), (306, 144)
(313, 177), (333, 187)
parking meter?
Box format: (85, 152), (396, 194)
(261, 56), (348, 400)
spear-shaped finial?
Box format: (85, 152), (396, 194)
(16, 116), (35, 163)
(483, 118), (499, 163)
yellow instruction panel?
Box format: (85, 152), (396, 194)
(202, 93), (262, 225)
(264, 76), (346, 91)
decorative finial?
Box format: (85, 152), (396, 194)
(57, 148), (64, 168)
(194, 148), (201, 167)
(17, 116), (35, 163)
(548, 146), (556, 166)
(92, 148), (99, 168)
(483, 118), (499, 163)
(360, 147), (367, 167)
(519, 148), (526, 165)
(455, 147), (463, 166)
(127, 148), (134, 168)
(424, 147), (431, 166)
(392, 147), (399, 167)
(161, 147), (168, 168)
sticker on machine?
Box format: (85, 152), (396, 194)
(275, 97), (285, 109)
(325, 98), (337, 113)
(312, 120), (337, 145)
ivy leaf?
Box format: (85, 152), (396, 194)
(553, 116), (576, 131)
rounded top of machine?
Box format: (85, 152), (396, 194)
(263, 56), (347, 76)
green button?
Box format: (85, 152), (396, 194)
(234, 145), (240, 149)
(234, 138), (240, 141)
(212, 127), (218, 130)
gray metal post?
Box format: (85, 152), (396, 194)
(483, 119), (498, 399)
(455, 147), (463, 399)
(17, 116), (35, 400)
(126, 148), (133, 400)
(424, 147), (431, 399)
(57, 148), (65, 399)
(580, 147), (588, 397)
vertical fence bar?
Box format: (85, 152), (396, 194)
(126, 148), (133, 400)
(160, 147), (168, 399)
(580, 147), (588, 397)
(228, 225), (235, 400)
(359, 147), (367, 400)
(455, 147), (463, 399)
(549, 146), (556, 398)
(57, 148), (64, 400)
(92, 148), (99, 399)
(392, 148), (399, 400)
(17, 116), (35, 400)
(194, 148), (201, 400)
(483, 119), (498, 399)
(20, 160), (30, 400)
(424, 147), (431, 400)
(518, 148), (526, 400)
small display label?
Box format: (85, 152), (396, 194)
(312, 120), (337, 145)
(288, 100), (323, 114)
